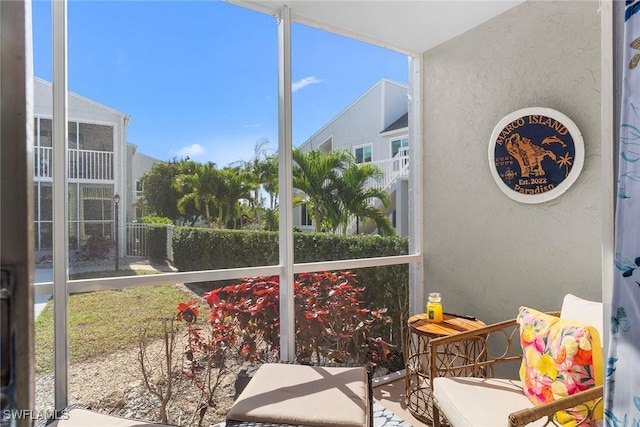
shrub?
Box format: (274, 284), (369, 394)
(172, 228), (407, 268)
(147, 225), (169, 263)
(136, 215), (173, 225)
(172, 228), (409, 360)
(176, 301), (236, 427)
(84, 234), (112, 260)
(177, 271), (392, 367)
(172, 228), (278, 271)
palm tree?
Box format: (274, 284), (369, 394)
(335, 162), (394, 236)
(174, 162), (221, 225)
(260, 154), (279, 211)
(292, 148), (351, 232)
(234, 139), (279, 228)
(217, 167), (255, 228)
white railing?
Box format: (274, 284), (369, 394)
(34, 146), (53, 178)
(126, 223), (149, 257)
(69, 149), (114, 180)
(366, 147), (409, 192)
(125, 223), (174, 260)
(34, 146), (114, 181)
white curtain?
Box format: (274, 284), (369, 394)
(606, 1), (640, 425)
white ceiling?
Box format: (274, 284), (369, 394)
(226, 0), (524, 54)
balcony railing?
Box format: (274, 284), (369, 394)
(367, 147), (409, 192)
(34, 146), (114, 181)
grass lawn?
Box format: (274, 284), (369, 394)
(35, 269), (198, 373)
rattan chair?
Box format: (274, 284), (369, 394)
(428, 295), (604, 427)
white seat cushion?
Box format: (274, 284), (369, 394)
(227, 363), (369, 427)
(432, 377), (547, 427)
(560, 294), (603, 341)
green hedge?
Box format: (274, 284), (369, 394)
(148, 225), (169, 263)
(172, 227), (409, 358)
(173, 228), (278, 269)
(173, 228), (408, 268)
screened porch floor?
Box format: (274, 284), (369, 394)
(373, 371), (426, 427)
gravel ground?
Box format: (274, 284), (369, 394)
(35, 332), (247, 427)
(35, 280), (245, 427)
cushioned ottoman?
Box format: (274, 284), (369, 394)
(226, 363), (371, 427)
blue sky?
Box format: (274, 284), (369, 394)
(32, 1), (408, 167)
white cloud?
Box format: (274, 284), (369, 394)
(292, 76), (323, 93)
(176, 143), (205, 158)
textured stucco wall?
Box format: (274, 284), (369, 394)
(422, 0), (602, 325)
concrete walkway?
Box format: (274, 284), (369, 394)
(34, 260), (176, 319)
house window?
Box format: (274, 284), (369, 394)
(68, 121), (78, 149)
(135, 180), (143, 197)
(38, 118), (52, 147)
(78, 123), (114, 151)
(301, 204), (313, 226)
(391, 136), (409, 157)
(355, 144), (372, 163)
(77, 185), (114, 245)
(81, 185), (113, 221)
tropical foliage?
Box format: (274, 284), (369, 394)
(135, 215), (173, 225)
(174, 161), (222, 225)
(292, 148), (393, 235)
(292, 148), (351, 232)
(139, 159), (195, 223)
(177, 271), (392, 365)
(139, 141), (394, 235)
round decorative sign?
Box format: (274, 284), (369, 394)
(488, 107), (584, 204)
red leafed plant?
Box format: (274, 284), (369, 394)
(177, 271), (393, 365)
(176, 271), (392, 425)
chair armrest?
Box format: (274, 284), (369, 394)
(508, 385), (603, 427)
(429, 318), (521, 385)
(428, 311), (561, 385)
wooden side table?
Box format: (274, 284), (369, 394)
(405, 313), (486, 425)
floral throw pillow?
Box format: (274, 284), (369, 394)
(517, 306), (603, 426)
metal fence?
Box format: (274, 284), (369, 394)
(125, 223), (174, 261)
(126, 223), (148, 257)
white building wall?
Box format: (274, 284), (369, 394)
(422, 1), (601, 326)
(381, 80), (408, 134)
(300, 79), (407, 162)
(35, 78), (127, 127)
